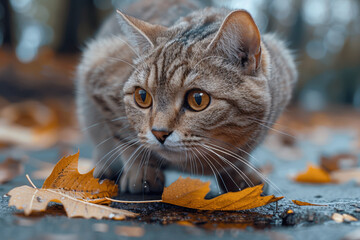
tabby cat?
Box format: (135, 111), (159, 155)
(76, 0), (297, 194)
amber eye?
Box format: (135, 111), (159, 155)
(134, 87), (152, 108)
(186, 89), (210, 112)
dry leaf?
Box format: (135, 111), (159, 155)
(343, 214), (358, 222)
(294, 164), (331, 184)
(7, 152), (134, 220)
(330, 168), (360, 185)
(332, 213), (344, 223)
(115, 226), (145, 237)
(292, 200), (327, 206)
(332, 213), (358, 223)
(8, 185), (135, 220)
(42, 152), (117, 200)
(161, 177), (283, 211)
(0, 158), (24, 184)
(0, 101), (59, 149)
(320, 154), (357, 172)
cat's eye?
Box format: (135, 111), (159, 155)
(134, 87), (152, 108)
(186, 89), (210, 112)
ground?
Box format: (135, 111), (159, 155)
(0, 110), (360, 240)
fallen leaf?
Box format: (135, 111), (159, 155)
(292, 200), (327, 206)
(332, 213), (358, 223)
(7, 152), (135, 220)
(294, 164), (331, 184)
(92, 223), (109, 233)
(343, 214), (358, 222)
(332, 213), (344, 223)
(330, 168), (360, 185)
(115, 226), (145, 237)
(161, 177), (283, 211)
(0, 101), (59, 149)
(0, 158), (24, 184)
(42, 152), (117, 200)
(320, 154), (358, 172)
(8, 185), (135, 220)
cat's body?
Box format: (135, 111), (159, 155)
(76, 0), (297, 194)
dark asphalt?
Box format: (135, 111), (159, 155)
(0, 130), (360, 240)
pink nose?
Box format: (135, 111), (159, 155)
(151, 129), (172, 144)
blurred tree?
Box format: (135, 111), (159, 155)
(0, 0), (12, 47)
(58, 0), (99, 53)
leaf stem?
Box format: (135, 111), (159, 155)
(105, 197), (163, 203)
(26, 174), (38, 189)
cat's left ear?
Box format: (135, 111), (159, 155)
(207, 10), (261, 75)
(116, 10), (167, 52)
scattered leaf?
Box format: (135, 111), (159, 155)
(332, 213), (343, 223)
(0, 158), (24, 184)
(42, 152), (117, 200)
(330, 168), (360, 185)
(7, 152), (135, 220)
(292, 200), (327, 206)
(294, 164), (331, 184)
(343, 214), (358, 222)
(115, 226), (145, 237)
(320, 154), (357, 172)
(92, 223), (109, 233)
(332, 213), (358, 223)
(161, 177), (283, 211)
(8, 185), (135, 220)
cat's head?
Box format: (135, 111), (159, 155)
(119, 9), (271, 162)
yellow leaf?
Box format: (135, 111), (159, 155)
(161, 177), (283, 211)
(42, 152), (118, 200)
(8, 186), (136, 220)
(292, 200), (327, 206)
(294, 164), (331, 184)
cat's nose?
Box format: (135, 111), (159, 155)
(151, 129), (172, 144)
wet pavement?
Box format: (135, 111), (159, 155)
(1, 129), (360, 240)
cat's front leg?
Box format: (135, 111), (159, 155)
(119, 152), (164, 194)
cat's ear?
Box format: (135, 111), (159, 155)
(207, 10), (261, 74)
(116, 10), (167, 52)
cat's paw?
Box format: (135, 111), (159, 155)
(120, 166), (165, 194)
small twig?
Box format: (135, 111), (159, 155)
(105, 197), (163, 203)
(26, 174), (38, 189)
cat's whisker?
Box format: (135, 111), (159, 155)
(249, 118), (297, 140)
(191, 147), (222, 194)
(97, 139), (139, 179)
(107, 57), (140, 73)
(198, 144), (241, 191)
(193, 146), (224, 193)
(113, 35), (142, 61)
(203, 142), (284, 196)
(200, 144), (253, 190)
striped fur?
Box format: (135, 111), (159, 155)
(76, 0), (297, 194)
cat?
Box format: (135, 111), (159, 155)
(76, 0), (297, 194)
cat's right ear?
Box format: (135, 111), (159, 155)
(116, 10), (167, 52)
(207, 10), (261, 75)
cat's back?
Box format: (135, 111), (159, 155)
(97, 0), (206, 38)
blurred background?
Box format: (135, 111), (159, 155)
(1, 0), (359, 108)
(0, 0), (359, 150)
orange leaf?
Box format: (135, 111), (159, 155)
(7, 152), (133, 220)
(292, 200), (327, 206)
(294, 164), (331, 184)
(42, 152), (118, 200)
(161, 177), (283, 211)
